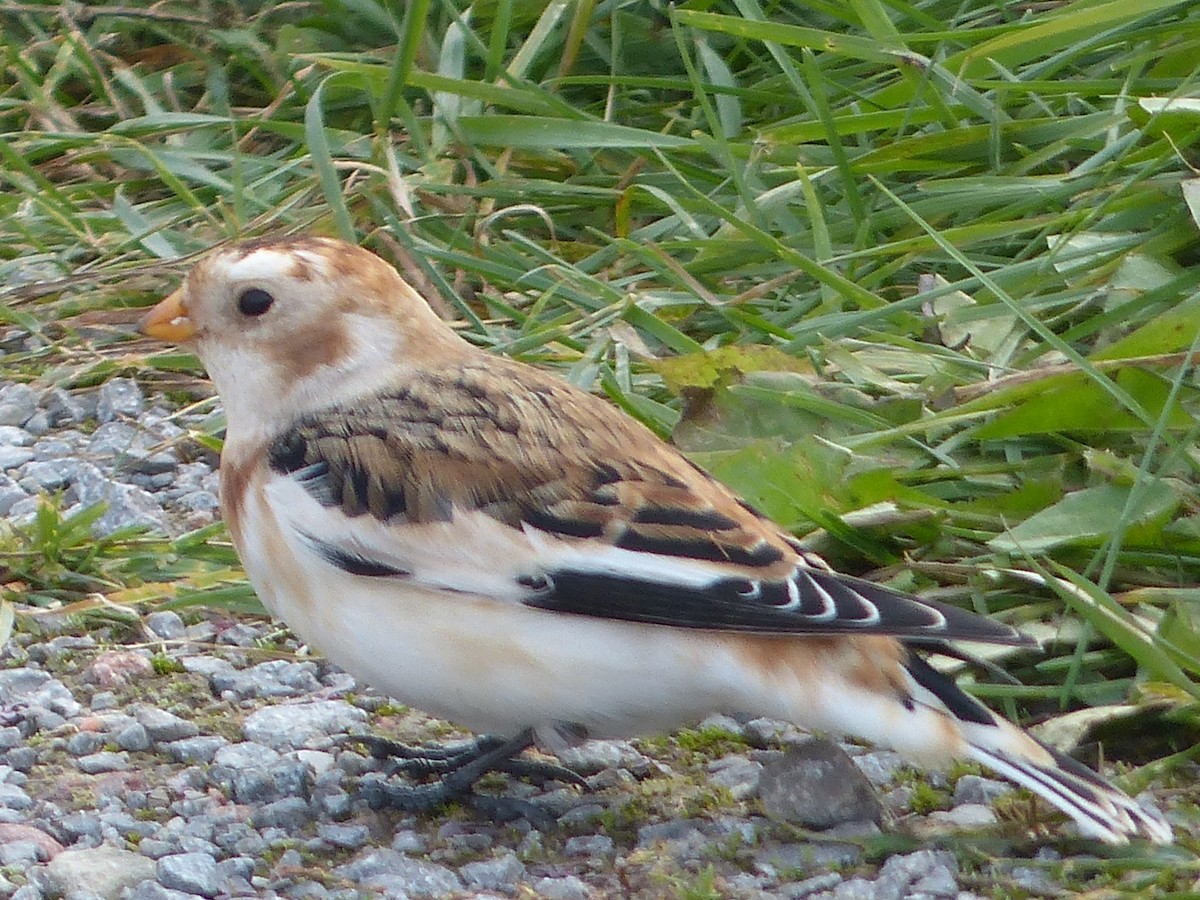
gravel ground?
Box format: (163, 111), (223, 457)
(0, 377), (1163, 898)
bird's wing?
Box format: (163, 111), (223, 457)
(259, 359), (1030, 646)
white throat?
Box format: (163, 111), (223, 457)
(201, 313), (409, 450)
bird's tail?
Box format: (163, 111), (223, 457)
(906, 654), (1171, 844)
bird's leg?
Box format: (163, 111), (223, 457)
(345, 730), (586, 825)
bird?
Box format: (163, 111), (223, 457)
(138, 235), (1171, 844)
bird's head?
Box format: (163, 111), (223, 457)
(140, 236), (464, 441)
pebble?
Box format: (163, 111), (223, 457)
(241, 700), (367, 751)
(39, 845), (157, 898)
(459, 853), (524, 891)
(96, 377), (146, 423)
(317, 822), (370, 849)
(158, 851), (222, 897)
(563, 834), (614, 858)
(757, 739), (884, 829)
(163, 735), (228, 763)
(0, 446), (33, 471)
(335, 849), (464, 896)
(928, 803), (999, 831)
(529, 875), (592, 900)
(0, 383), (36, 427)
(0, 425), (32, 446)
(115, 723), (152, 751)
(135, 706), (200, 743)
(211, 660), (322, 699)
(76, 751), (129, 773)
(146, 611), (187, 640)
(708, 754), (763, 800)
(953, 774), (1013, 806)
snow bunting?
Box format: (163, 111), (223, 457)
(139, 236), (1171, 844)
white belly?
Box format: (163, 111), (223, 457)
(236, 489), (755, 738)
(274, 578), (737, 737)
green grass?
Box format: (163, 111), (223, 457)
(2, 0), (1200, 864)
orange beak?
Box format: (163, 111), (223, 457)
(139, 288), (196, 342)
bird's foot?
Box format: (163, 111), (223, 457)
(342, 730), (584, 826)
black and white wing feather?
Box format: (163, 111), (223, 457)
(264, 361), (1031, 648)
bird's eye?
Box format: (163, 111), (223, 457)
(237, 287), (275, 317)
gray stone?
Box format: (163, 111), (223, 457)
(708, 754), (762, 800)
(5, 747), (36, 771)
(249, 797), (312, 830)
(528, 876), (592, 900)
(0, 839), (47, 866)
(145, 611), (186, 640)
(556, 739), (648, 776)
(176, 490), (219, 513)
(315, 785), (352, 818)
(70, 461), (170, 534)
(93, 486), (170, 535)
(459, 853), (524, 892)
(744, 717), (810, 747)
(0, 446), (33, 469)
(0, 475), (27, 513)
(563, 834), (613, 858)
(32, 432), (83, 458)
(157, 852), (220, 898)
(22, 410), (49, 435)
(20, 459), (79, 491)
(288, 882), (329, 899)
(241, 700), (367, 751)
(927, 803), (998, 831)
(179, 656), (235, 679)
(1006, 865), (1067, 897)
(557, 802), (605, 828)
(952, 775), (1013, 806)
(43, 845), (156, 899)
(852, 750), (906, 787)
(5, 495), (40, 523)
(115, 723), (151, 752)
(96, 378), (145, 423)
(758, 739), (883, 830)
(215, 855), (255, 881)
(912, 867), (959, 896)
(335, 849), (463, 898)
(0, 426), (31, 446)
(163, 736), (227, 764)
(819, 875), (898, 900)
(211, 660), (322, 700)
(391, 830), (427, 854)
(0, 784), (32, 810)
(317, 822), (370, 849)
(123, 882), (195, 900)
(215, 623), (260, 647)
(760, 834), (865, 871)
(0, 384), (37, 427)
(134, 706), (199, 743)
(75, 752), (129, 774)
(877, 850), (958, 894)
(213, 741), (281, 770)
(637, 818), (706, 848)
(777, 873), (842, 897)
(96, 810), (158, 840)
(296, 749), (336, 778)
(66, 732), (105, 756)
(41, 388), (87, 426)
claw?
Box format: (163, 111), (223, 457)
(343, 729), (583, 825)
